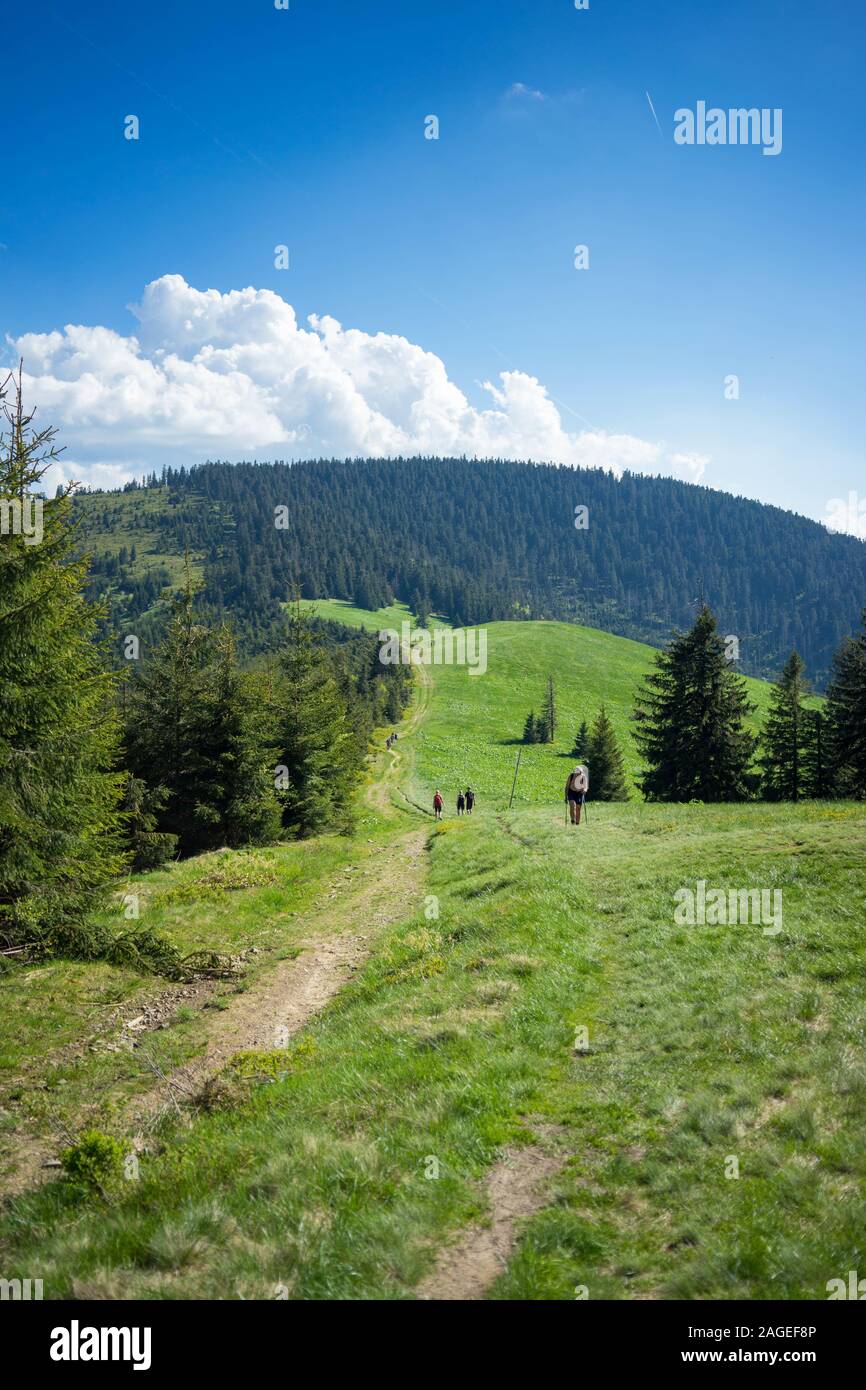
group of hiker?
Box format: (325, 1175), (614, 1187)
(432, 787), (475, 820)
(385, 731), (399, 751)
(428, 764), (588, 825)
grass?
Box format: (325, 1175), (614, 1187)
(297, 597), (439, 633)
(307, 604), (821, 808)
(0, 606), (858, 1302)
(74, 488), (207, 585)
(1, 799), (863, 1299)
(0, 812), (397, 1174)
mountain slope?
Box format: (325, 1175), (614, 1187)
(302, 604), (820, 806)
(2, 633), (863, 1300)
(73, 458), (866, 687)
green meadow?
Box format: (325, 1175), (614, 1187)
(0, 606), (860, 1302)
(304, 603), (819, 808)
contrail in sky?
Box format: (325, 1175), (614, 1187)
(645, 90), (664, 137)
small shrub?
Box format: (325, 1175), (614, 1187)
(132, 831), (178, 872)
(61, 1130), (125, 1194)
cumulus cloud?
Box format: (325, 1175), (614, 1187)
(8, 275), (709, 490)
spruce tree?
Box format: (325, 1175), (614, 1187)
(571, 719), (590, 760)
(522, 710), (538, 744)
(124, 569), (210, 853)
(276, 603), (358, 836)
(632, 604), (756, 801)
(123, 777), (177, 872)
(801, 708), (830, 799)
(125, 573), (280, 854)
(544, 674), (557, 742)
(759, 650), (810, 800)
(586, 705), (629, 801)
(412, 591), (431, 628)
(193, 629), (282, 849)
(0, 372), (125, 951)
(825, 611), (866, 797)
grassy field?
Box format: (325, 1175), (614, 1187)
(0, 609), (860, 1302)
(306, 602), (820, 808)
(1, 799), (863, 1299)
(73, 487), (207, 587)
(0, 799), (397, 1187)
(297, 597), (444, 633)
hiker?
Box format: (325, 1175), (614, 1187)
(465, 787), (475, 814)
(565, 764), (588, 825)
(433, 789), (443, 820)
(456, 790), (466, 815)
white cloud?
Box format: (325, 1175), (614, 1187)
(506, 82), (546, 102)
(8, 274), (709, 490)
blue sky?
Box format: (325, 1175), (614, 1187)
(2, 0), (863, 525)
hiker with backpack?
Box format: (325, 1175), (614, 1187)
(456, 791), (466, 815)
(565, 764), (588, 825)
(465, 787), (475, 814)
(433, 790), (443, 820)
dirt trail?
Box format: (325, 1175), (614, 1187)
(126, 828), (426, 1130)
(417, 1141), (566, 1300)
(367, 662), (432, 815)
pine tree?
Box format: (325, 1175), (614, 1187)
(825, 610), (866, 797)
(0, 371), (126, 951)
(522, 710), (538, 744)
(632, 604), (756, 801)
(122, 777), (177, 871)
(544, 674), (557, 742)
(571, 719), (590, 760)
(194, 630), (282, 849)
(276, 603), (358, 836)
(586, 705), (629, 801)
(801, 708), (830, 799)
(759, 650), (810, 800)
(125, 571), (280, 854)
(412, 590), (431, 628)
(124, 569), (210, 852)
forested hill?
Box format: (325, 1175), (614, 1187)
(74, 456), (866, 687)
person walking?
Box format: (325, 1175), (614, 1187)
(456, 791), (466, 815)
(433, 789), (443, 820)
(465, 787), (475, 814)
(564, 764), (588, 825)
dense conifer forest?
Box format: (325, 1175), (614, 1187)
(74, 457), (866, 687)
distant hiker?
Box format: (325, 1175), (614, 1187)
(465, 787), (475, 814)
(457, 791), (466, 815)
(433, 790), (443, 820)
(565, 764), (588, 825)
